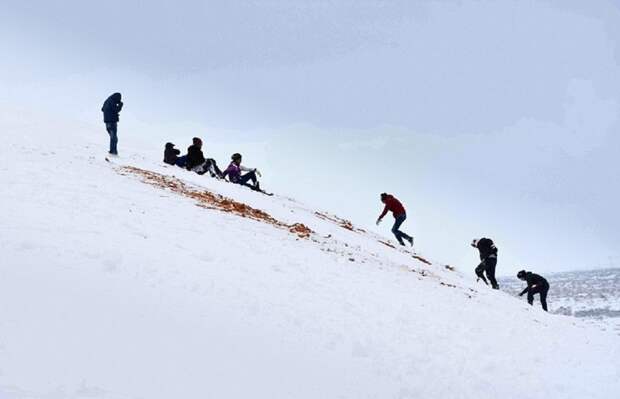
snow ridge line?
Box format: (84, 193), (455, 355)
(117, 166), (313, 238)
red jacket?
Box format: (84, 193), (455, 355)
(379, 195), (406, 219)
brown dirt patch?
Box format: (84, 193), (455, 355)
(119, 166), (313, 239)
(412, 255), (432, 265)
(315, 211), (366, 233)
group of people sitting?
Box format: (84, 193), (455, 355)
(163, 137), (264, 192)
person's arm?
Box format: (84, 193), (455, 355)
(376, 204), (389, 224)
(174, 149), (180, 155)
(240, 165), (261, 176)
(519, 277), (533, 296)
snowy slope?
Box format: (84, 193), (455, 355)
(1, 112), (619, 399)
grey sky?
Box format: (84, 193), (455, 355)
(2, 0), (619, 274)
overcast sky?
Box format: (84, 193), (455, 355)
(2, 0), (619, 274)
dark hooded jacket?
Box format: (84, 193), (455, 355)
(102, 93), (123, 123)
(164, 143), (181, 165)
(519, 272), (549, 295)
(186, 144), (206, 170)
(475, 238), (498, 260)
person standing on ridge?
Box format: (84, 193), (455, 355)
(376, 193), (414, 247)
(517, 270), (550, 311)
(101, 92), (123, 156)
(471, 238), (499, 289)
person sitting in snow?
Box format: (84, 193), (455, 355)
(517, 270), (549, 311)
(163, 142), (187, 168)
(185, 137), (223, 177)
(376, 193), (414, 247)
(471, 238), (499, 289)
(222, 153), (263, 191)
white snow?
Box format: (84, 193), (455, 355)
(1, 111), (619, 399)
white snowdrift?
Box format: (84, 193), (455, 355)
(0, 114), (618, 399)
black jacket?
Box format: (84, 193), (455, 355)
(476, 238), (498, 260)
(164, 143), (180, 165)
(520, 272), (549, 295)
(102, 93), (123, 123)
(186, 145), (205, 169)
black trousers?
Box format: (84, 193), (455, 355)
(528, 283), (549, 311)
(105, 122), (118, 154)
(237, 170), (260, 191)
(475, 256), (499, 289)
(391, 213), (412, 245)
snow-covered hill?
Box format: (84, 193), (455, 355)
(1, 113), (619, 399)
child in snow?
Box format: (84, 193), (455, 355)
(376, 193), (414, 247)
(517, 270), (550, 311)
(471, 238), (499, 289)
(185, 137), (223, 178)
(101, 92), (123, 155)
(163, 142), (187, 168)
(222, 153), (263, 192)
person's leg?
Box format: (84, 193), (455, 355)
(191, 163), (207, 175)
(209, 159), (223, 177)
(106, 123), (118, 154)
(527, 289), (534, 305)
(540, 285), (549, 311)
(175, 155), (187, 168)
(391, 215), (406, 245)
(238, 170), (257, 186)
(203, 159), (217, 177)
(475, 262), (489, 285)
(485, 257), (499, 289)
(395, 213), (413, 243)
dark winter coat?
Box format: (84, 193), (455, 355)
(379, 195), (406, 219)
(519, 272), (549, 295)
(102, 93), (123, 123)
(186, 144), (206, 170)
(164, 143), (181, 165)
(475, 238), (498, 260)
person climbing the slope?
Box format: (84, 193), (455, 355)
(376, 193), (414, 247)
(163, 142), (187, 167)
(222, 153), (265, 193)
(471, 238), (499, 289)
(517, 270), (550, 311)
(101, 92), (123, 156)
(185, 137), (223, 177)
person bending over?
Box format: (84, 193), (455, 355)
(517, 270), (549, 311)
(376, 193), (414, 247)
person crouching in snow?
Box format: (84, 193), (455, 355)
(163, 142), (187, 168)
(517, 270), (549, 311)
(222, 153), (262, 191)
(471, 238), (499, 289)
(376, 193), (414, 247)
(185, 137), (223, 178)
